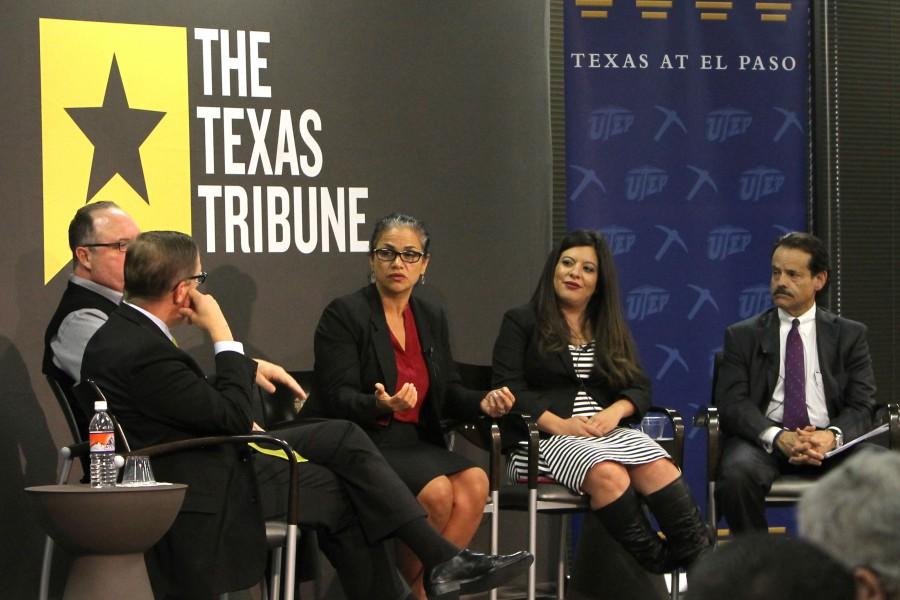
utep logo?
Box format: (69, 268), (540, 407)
(739, 166), (785, 202)
(707, 227), (752, 261)
(738, 285), (772, 319)
(625, 285), (669, 321)
(40, 18), (191, 283)
(589, 106), (634, 142)
(625, 166), (668, 202)
(705, 108), (752, 142)
(599, 226), (636, 255)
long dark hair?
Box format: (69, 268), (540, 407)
(530, 230), (642, 389)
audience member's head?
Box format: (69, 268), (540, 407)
(687, 533), (856, 600)
(799, 448), (900, 600)
(124, 231), (199, 302)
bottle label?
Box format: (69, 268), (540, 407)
(89, 431), (115, 453)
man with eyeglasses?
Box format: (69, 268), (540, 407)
(43, 202), (304, 438)
(42, 201), (139, 434)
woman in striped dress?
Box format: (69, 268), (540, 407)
(492, 230), (709, 574)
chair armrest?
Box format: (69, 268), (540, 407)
(647, 406), (685, 467)
(61, 441), (90, 461)
(888, 403), (900, 451)
(693, 407), (721, 482)
(127, 434), (301, 526)
(498, 413), (540, 490)
(443, 416), (503, 493)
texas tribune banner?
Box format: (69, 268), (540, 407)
(564, 1), (809, 512)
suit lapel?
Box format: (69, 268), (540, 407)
(365, 285), (398, 393)
(558, 345), (577, 380)
(758, 310), (780, 396)
(410, 297), (435, 372)
(816, 309), (839, 400)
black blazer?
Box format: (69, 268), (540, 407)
(81, 304), (265, 597)
(716, 307), (877, 443)
(306, 284), (483, 448)
(491, 303), (650, 444)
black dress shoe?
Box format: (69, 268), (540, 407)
(424, 549), (533, 600)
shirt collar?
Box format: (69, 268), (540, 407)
(70, 274), (123, 305)
(123, 301), (176, 343)
(777, 303), (816, 326)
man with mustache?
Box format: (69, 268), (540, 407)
(714, 232), (877, 533)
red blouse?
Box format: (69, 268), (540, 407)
(389, 304), (431, 424)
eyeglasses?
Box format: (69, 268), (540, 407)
(372, 248), (426, 263)
(173, 272), (208, 290)
(184, 272), (208, 285)
(82, 240), (130, 252)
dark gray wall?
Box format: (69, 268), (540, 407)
(0, 1), (551, 594)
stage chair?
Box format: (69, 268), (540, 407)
(694, 352), (900, 542)
(498, 407), (685, 600)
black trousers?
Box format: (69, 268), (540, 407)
(254, 418), (427, 600)
(715, 434), (869, 533)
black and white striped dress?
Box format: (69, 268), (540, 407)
(507, 342), (671, 494)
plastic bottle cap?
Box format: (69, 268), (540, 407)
(94, 400), (108, 411)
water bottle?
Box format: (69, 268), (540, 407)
(89, 400), (117, 488)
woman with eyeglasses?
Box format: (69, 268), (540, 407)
(305, 212), (515, 599)
(491, 230), (709, 575)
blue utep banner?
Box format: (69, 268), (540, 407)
(565, 1), (809, 515)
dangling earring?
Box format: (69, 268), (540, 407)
(419, 273), (426, 286)
(369, 271), (375, 284)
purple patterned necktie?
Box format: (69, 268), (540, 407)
(782, 318), (810, 430)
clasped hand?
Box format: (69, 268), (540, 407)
(776, 426), (836, 467)
(479, 387), (515, 418)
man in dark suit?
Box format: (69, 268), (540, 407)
(715, 232), (877, 533)
(81, 230), (530, 599)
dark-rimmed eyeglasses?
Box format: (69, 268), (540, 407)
(81, 240), (130, 252)
(371, 248), (426, 263)
(173, 272), (208, 290)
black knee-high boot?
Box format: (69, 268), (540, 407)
(645, 477), (711, 569)
(593, 486), (670, 574)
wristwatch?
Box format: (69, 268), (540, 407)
(828, 427), (844, 449)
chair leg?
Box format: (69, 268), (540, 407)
(670, 568), (681, 600)
(556, 515), (568, 600)
(40, 451), (74, 600)
(528, 488), (537, 600)
(707, 482), (718, 546)
(490, 490), (499, 600)
(270, 546), (283, 600)
(283, 523), (298, 600)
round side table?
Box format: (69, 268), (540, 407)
(26, 483), (187, 600)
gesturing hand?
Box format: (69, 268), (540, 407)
(254, 359), (307, 401)
(374, 382), (418, 412)
(480, 387), (515, 417)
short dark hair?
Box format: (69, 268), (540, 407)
(124, 231), (198, 301)
(687, 534), (856, 600)
(368, 212), (431, 255)
(68, 201), (121, 259)
(772, 232), (830, 276)
(530, 229), (643, 389)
